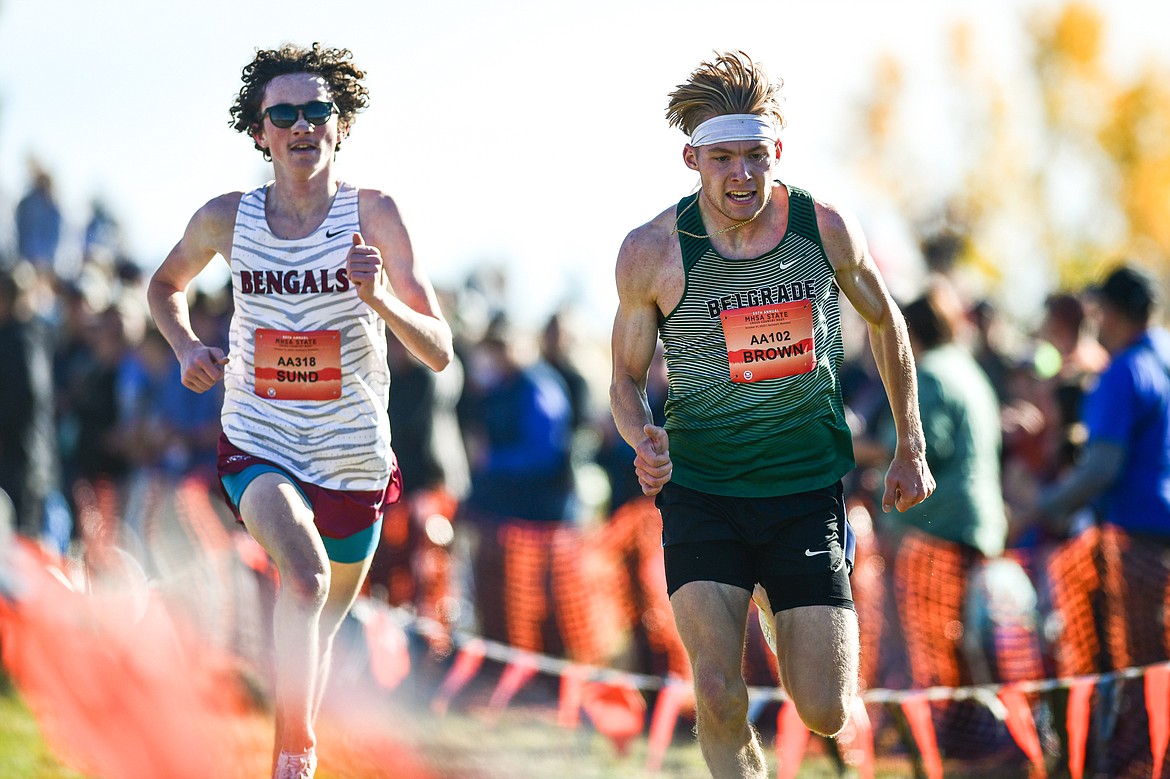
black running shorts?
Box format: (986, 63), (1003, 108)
(656, 480), (854, 613)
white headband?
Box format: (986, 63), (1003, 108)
(689, 113), (778, 147)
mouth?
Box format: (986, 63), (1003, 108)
(727, 190), (756, 205)
(289, 142), (318, 153)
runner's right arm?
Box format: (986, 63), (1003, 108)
(610, 224), (673, 496)
(147, 193), (239, 394)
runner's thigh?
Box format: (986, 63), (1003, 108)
(772, 604), (858, 703)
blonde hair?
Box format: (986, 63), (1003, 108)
(665, 51), (786, 136)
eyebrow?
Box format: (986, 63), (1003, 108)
(703, 142), (771, 155)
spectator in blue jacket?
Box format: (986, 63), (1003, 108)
(1029, 262), (1170, 778)
(462, 314), (576, 524)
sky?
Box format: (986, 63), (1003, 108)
(1, 0), (1166, 336)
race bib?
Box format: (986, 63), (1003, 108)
(721, 300), (815, 383)
(253, 328), (342, 400)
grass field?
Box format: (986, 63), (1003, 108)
(0, 688), (87, 779)
(1, 675), (912, 779)
(0, 534), (913, 778)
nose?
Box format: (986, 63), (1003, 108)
(725, 149), (753, 178)
(731, 156), (751, 181)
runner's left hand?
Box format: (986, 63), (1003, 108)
(346, 232), (390, 304)
(882, 448), (934, 513)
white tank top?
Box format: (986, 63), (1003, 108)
(221, 182), (392, 490)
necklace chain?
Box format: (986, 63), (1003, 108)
(670, 193), (767, 240)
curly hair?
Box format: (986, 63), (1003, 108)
(665, 51), (786, 137)
(230, 42), (369, 160)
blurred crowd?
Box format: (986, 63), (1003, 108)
(2, 164), (1169, 777)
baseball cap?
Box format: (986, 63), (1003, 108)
(1092, 263), (1158, 321)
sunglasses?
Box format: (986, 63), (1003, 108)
(262, 101), (335, 129)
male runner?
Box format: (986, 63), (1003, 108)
(148, 43), (452, 779)
(609, 51), (934, 778)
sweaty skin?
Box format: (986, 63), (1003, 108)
(147, 67), (452, 773)
(611, 172), (933, 511)
(610, 135), (933, 777)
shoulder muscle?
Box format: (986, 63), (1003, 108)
(356, 189), (407, 248)
(616, 206), (678, 306)
(813, 197), (867, 273)
(813, 197), (895, 325)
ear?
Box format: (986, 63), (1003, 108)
(775, 139), (783, 160)
(683, 144), (699, 171)
(252, 125), (269, 152)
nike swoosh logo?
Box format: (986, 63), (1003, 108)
(325, 228), (347, 238)
(804, 549), (830, 557)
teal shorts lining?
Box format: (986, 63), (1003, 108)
(220, 464), (381, 564)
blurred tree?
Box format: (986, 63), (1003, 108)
(846, 1), (1170, 312)
(1099, 67), (1170, 263)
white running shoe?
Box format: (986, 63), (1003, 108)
(274, 748), (317, 779)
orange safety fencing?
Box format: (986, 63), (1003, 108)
(458, 496), (688, 674)
(11, 471), (1170, 778)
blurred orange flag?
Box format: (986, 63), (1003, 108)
(0, 539), (250, 779)
(364, 605), (411, 691)
(998, 685), (1046, 778)
(1066, 678), (1094, 779)
(645, 679), (694, 773)
(580, 678), (646, 756)
(775, 699), (811, 779)
(1146, 666), (1170, 778)
(901, 695), (943, 779)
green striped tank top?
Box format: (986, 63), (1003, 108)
(660, 183), (855, 497)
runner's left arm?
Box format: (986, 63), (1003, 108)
(817, 198), (934, 513)
(349, 190), (453, 372)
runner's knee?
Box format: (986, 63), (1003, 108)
(692, 664), (749, 726)
(280, 555), (330, 606)
(791, 687), (850, 737)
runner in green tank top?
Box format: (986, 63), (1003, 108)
(609, 51), (935, 779)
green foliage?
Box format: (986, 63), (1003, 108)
(0, 691), (87, 779)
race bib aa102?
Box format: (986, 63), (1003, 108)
(721, 300), (815, 383)
(253, 328), (342, 400)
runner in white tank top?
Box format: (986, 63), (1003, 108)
(147, 44), (453, 779)
(223, 180), (393, 492)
